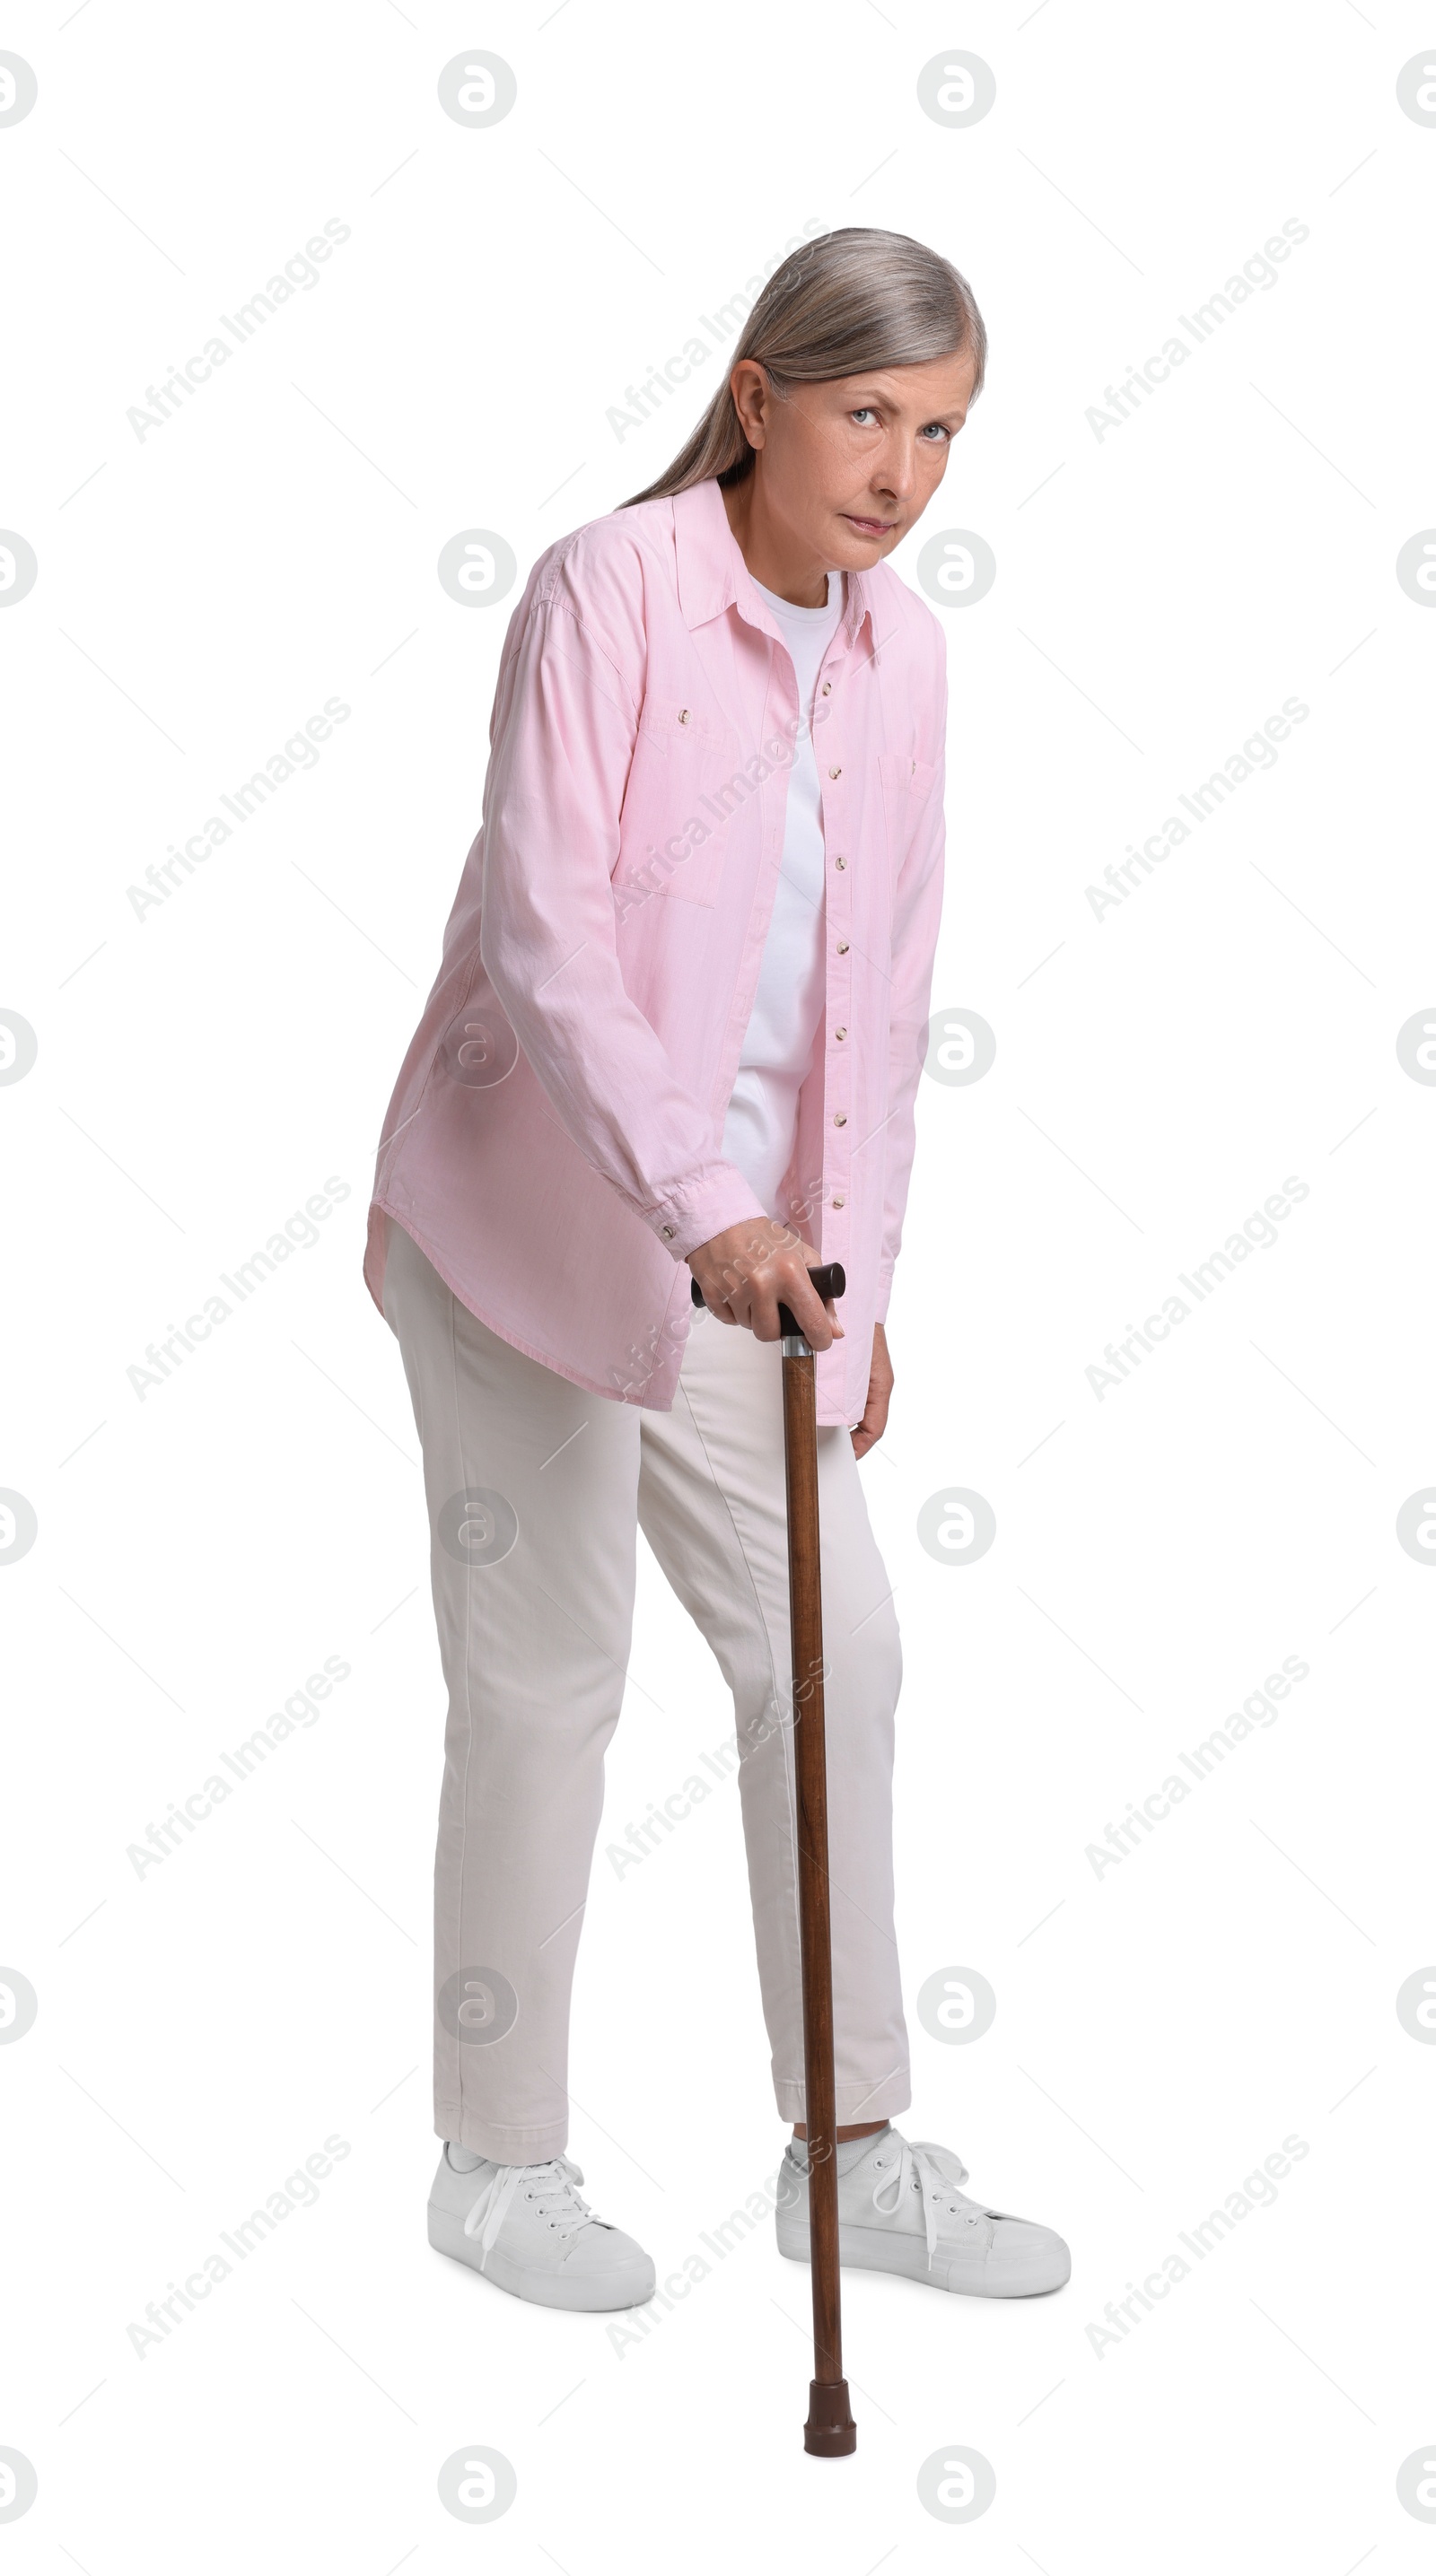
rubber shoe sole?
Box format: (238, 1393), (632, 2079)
(427, 2197), (656, 2311)
(775, 2214), (1069, 2298)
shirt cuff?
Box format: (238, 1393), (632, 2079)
(644, 1168), (773, 1262)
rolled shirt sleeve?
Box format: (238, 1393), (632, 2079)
(477, 593), (770, 1261)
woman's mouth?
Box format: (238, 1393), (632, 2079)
(843, 513), (898, 537)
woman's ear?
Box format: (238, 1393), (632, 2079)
(729, 359), (772, 451)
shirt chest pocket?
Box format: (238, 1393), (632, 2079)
(615, 694), (745, 911)
(877, 749), (940, 869)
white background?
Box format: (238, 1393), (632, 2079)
(4, 2), (1435, 2568)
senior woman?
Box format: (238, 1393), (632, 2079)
(364, 224), (1069, 2314)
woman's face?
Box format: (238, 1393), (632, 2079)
(731, 349), (978, 572)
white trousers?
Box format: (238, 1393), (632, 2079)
(381, 1216), (910, 2161)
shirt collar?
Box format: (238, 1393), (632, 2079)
(673, 476), (876, 654)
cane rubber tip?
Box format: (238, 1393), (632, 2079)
(804, 2381), (857, 2456)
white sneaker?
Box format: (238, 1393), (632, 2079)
(427, 2145), (656, 2312)
(775, 2126), (1070, 2297)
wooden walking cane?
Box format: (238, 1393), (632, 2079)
(692, 1262), (856, 2458)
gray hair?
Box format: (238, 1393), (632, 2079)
(621, 226), (985, 508)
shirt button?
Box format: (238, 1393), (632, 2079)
(678, 710), (690, 724)
(835, 1027), (847, 1041)
(661, 1224), (675, 1238)
(832, 1195), (845, 1209)
(836, 940), (849, 954)
(834, 856), (846, 871)
(828, 765), (841, 779)
(833, 1113), (846, 1127)
(821, 682), (832, 695)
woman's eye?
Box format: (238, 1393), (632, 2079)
(850, 407), (877, 425)
(918, 422), (950, 443)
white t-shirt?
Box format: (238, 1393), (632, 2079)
(722, 570), (845, 1218)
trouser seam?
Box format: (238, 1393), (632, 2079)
(443, 1271), (477, 2144)
(657, 1362), (805, 2042)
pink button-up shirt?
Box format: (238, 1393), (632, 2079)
(363, 475), (947, 1426)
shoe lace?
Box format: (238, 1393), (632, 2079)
(461, 2155), (595, 2262)
(871, 2136), (989, 2270)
